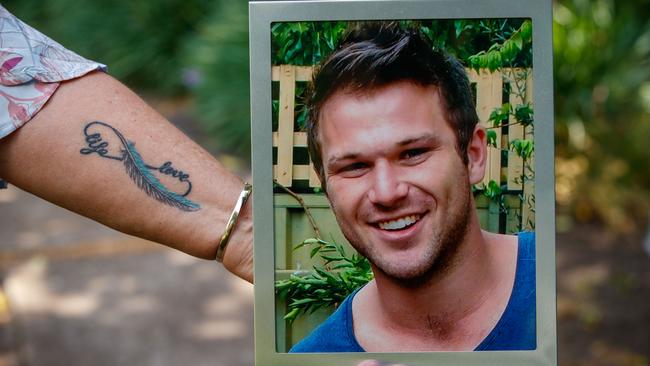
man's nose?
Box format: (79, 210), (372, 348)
(367, 161), (408, 208)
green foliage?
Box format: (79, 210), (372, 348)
(275, 238), (373, 324)
(271, 22), (347, 65)
(488, 102), (534, 128)
(184, 0), (251, 158)
(481, 180), (509, 215)
(468, 20), (533, 72)
(554, 0), (650, 228)
(293, 83), (310, 129)
(270, 19), (532, 69)
(510, 139), (535, 160)
(486, 130), (498, 148)
(483, 180), (503, 201)
(5, 0), (253, 159)
(3, 0), (215, 94)
(514, 103), (534, 127)
(418, 19), (531, 68)
(489, 103), (512, 127)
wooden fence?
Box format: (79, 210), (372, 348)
(271, 65), (535, 230)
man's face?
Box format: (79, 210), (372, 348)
(319, 81), (482, 283)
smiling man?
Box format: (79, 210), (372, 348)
(290, 23), (536, 352)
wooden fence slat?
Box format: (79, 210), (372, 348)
(522, 72), (535, 231)
(276, 65), (296, 186)
(273, 131), (307, 147)
(292, 165), (310, 180)
(272, 130), (320, 187)
(272, 164), (322, 188)
(489, 72), (504, 187)
(274, 206), (288, 269)
(273, 164), (312, 181)
(294, 132), (307, 146)
(272, 65), (313, 82)
(507, 70), (525, 190)
(309, 162), (321, 187)
(525, 71), (534, 103)
(474, 70), (503, 187)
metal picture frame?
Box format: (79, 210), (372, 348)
(250, 1), (555, 365)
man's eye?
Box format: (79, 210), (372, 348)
(401, 148), (428, 160)
(341, 162), (367, 172)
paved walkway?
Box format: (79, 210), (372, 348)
(0, 185), (254, 366)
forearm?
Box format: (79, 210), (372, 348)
(0, 72), (252, 281)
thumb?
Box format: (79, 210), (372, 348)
(357, 361), (382, 366)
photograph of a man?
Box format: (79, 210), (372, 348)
(289, 23), (536, 352)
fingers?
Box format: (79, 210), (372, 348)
(357, 360), (410, 366)
(358, 361), (382, 366)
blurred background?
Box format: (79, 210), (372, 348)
(0, 0), (648, 365)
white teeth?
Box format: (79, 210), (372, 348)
(378, 215), (420, 231)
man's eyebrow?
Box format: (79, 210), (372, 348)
(327, 152), (361, 167)
(397, 134), (441, 146)
(326, 134), (443, 166)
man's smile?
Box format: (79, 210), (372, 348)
(377, 214), (422, 231)
(366, 210), (430, 248)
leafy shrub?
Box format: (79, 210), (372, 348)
(275, 238), (373, 324)
(183, 0), (250, 158)
(4, 0), (214, 94)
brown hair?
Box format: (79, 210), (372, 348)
(306, 22), (479, 191)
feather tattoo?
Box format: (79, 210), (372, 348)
(80, 121), (201, 212)
(121, 142), (200, 211)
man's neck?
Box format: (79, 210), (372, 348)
(351, 223), (519, 352)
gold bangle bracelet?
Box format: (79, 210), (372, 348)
(216, 183), (252, 262)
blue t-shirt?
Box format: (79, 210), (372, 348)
(290, 232), (536, 352)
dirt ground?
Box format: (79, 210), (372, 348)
(556, 223), (650, 366)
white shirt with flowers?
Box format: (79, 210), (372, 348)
(0, 5), (105, 139)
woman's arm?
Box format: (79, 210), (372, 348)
(0, 71), (253, 282)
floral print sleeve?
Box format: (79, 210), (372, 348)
(0, 5), (106, 139)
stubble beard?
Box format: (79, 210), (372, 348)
(334, 183), (473, 289)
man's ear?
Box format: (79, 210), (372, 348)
(467, 125), (488, 185)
